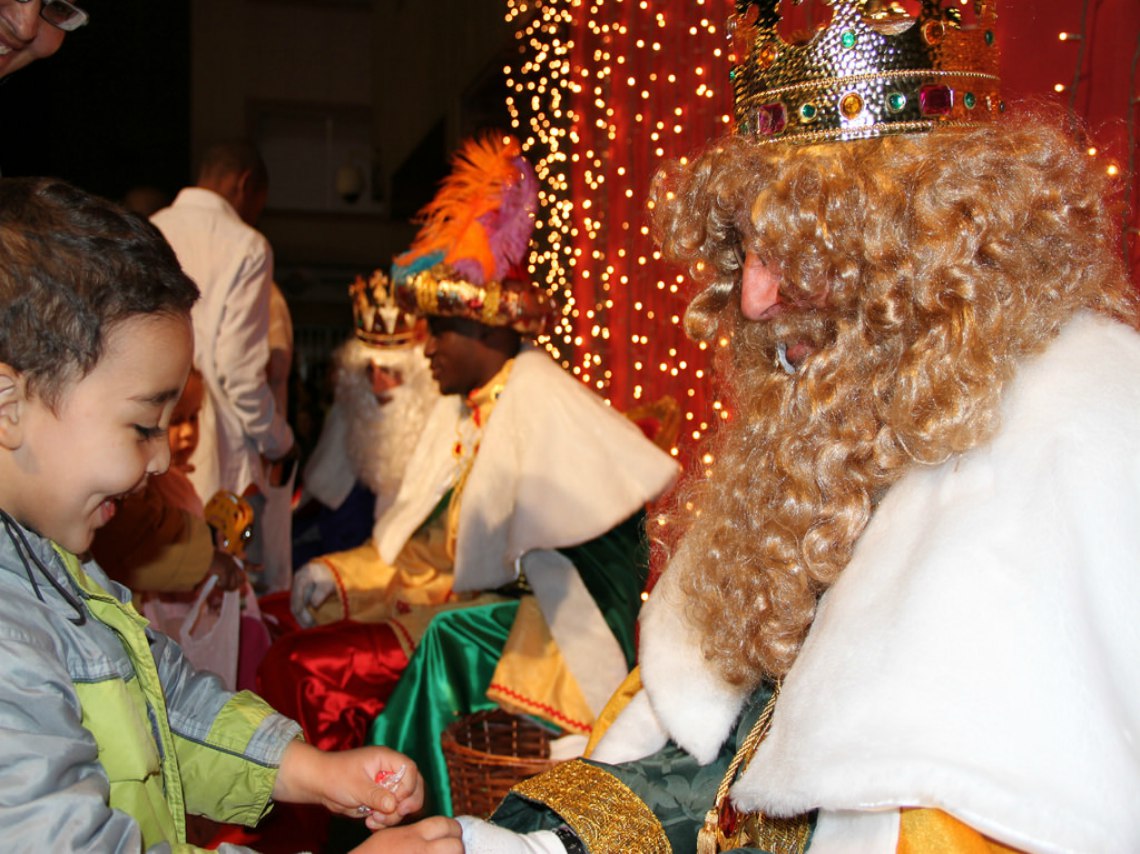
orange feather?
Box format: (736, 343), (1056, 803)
(401, 134), (523, 282)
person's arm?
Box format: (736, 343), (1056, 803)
(0, 626), (247, 852)
(212, 239), (293, 461)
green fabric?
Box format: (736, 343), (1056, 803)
(60, 547), (187, 847)
(558, 510), (648, 668)
(369, 599), (518, 817)
(367, 512), (651, 817)
(492, 684), (815, 854)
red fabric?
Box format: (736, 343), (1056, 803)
(205, 804), (331, 854)
(255, 620), (409, 752)
(236, 613), (273, 694)
(256, 590), (301, 640)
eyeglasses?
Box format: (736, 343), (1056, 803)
(14, 0), (89, 32)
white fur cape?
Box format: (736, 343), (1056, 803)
(375, 347), (680, 591)
(597, 314), (1140, 854)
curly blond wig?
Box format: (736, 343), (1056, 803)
(651, 112), (1138, 689)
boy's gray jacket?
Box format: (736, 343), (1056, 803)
(0, 521), (300, 852)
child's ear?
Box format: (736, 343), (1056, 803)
(0, 364), (27, 450)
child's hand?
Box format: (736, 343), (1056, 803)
(349, 816), (463, 854)
(274, 742), (424, 826)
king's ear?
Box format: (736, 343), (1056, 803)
(0, 364), (27, 450)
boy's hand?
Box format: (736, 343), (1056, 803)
(274, 742), (423, 827)
(349, 816), (463, 854)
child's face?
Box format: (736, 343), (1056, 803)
(14, 313), (192, 553)
(168, 371), (203, 473)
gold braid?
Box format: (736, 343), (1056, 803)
(697, 682), (811, 854)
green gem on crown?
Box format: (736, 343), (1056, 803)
(964, 92), (977, 109)
(729, 0), (1002, 144)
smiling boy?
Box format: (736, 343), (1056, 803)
(0, 177), (460, 853)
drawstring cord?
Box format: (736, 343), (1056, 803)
(0, 510), (87, 626)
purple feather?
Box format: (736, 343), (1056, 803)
(485, 156), (539, 280)
(451, 257), (488, 285)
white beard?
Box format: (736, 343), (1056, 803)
(334, 339), (438, 517)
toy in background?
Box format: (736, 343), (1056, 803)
(206, 490), (274, 692)
(141, 490), (265, 693)
(204, 490), (255, 559)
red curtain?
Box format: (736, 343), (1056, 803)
(508, 0), (1139, 463)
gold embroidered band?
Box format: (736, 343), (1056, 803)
(510, 760), (671, 854)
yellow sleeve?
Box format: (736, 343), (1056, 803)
(899, 809), (1029, 854)
(584, 665), (643, 756)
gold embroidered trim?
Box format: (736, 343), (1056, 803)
(481, 282), (502, 325)
(510, 760), (671, 854)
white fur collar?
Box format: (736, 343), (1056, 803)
(637, 537), (752, 764)
(638, 315), (1140, 853)
(377, 349), (680, 591)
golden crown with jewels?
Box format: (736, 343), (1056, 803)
(728, 0), (1002, 144)
(350, 269), (419, 348)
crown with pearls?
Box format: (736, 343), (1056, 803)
(350, 269), (419, 348)
(728, 0), (1002, 144)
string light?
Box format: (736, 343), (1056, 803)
(1055, 5), (1139, 277)
(504, 0), (734, 459)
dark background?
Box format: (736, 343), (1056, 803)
(0, 0), (192, 201)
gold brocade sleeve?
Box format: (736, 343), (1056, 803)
(899, 809), (1028, 854)
(510, 759), (671, 854)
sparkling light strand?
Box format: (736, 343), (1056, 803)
(1054, 2), (1136, 274)
(1128, 33), (1140, 272)
(504, 0), (734, 460)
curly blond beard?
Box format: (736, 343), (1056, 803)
(650, 112), (1138, 689)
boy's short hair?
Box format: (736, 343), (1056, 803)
(0, 177), (199, 410)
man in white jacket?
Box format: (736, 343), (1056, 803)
(152, 141), (295, 586)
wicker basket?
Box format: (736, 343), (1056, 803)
(442, 709), (560, 817)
